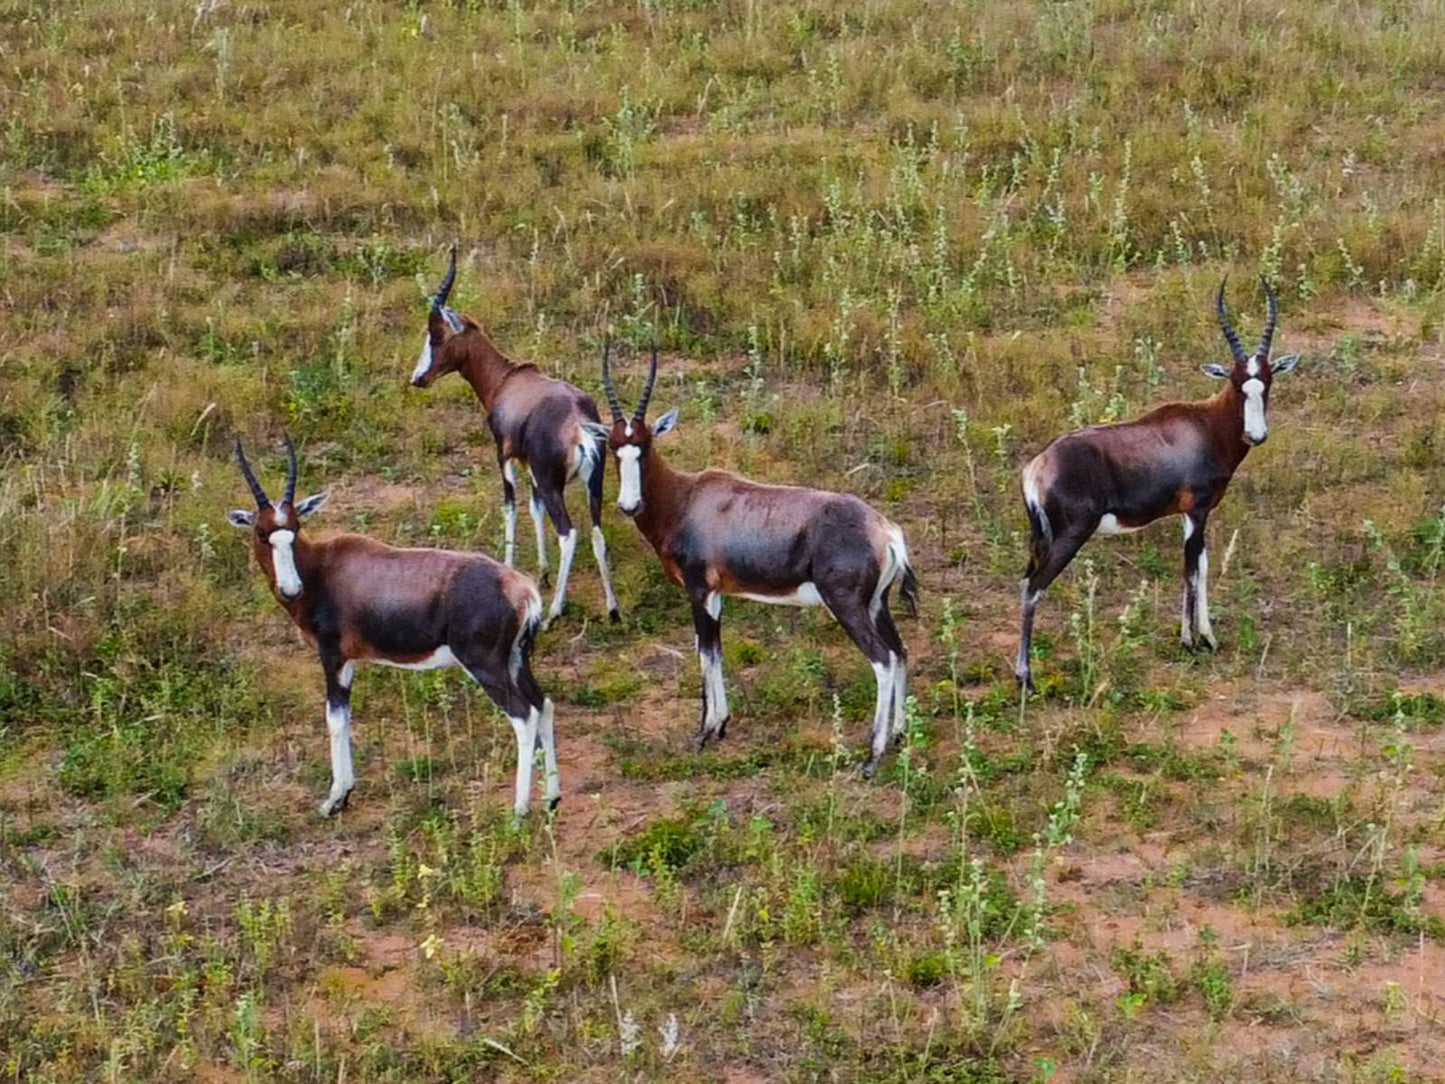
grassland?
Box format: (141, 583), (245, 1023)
(3, 0), (1445, 1080)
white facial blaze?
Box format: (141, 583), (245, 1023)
(269, 529), (302, 598)
(617, 445), (642, 511)
(411, 337), (433, 383)
(1242, 377), (1267, 443)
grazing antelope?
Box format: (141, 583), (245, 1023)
(227, 436), (559, 819)
(409, 247), (619, 628)
(1014, 277), (1299, 690)
(600, 346), (919, 774)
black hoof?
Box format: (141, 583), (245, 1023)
(608, 608), (621, 624)
(692, 731), (709, 754)
(861, 758), (879, 779)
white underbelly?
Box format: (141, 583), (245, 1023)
(735, 583), (824, 607)
(1094, 514), (1145, 537)
(372, 646), (460, 671)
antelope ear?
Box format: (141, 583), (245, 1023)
(1200, 364), (1230, 379)
(295, 492), (330, 518)
(651, 408), (679, 438)
(1270, 353), (1299, 375)
(441, 307), (465, 334)
(581, 421), (611, 443)
(228, 509), (256, 528)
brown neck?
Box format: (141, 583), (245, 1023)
(455, 329), (517, 411)
(633, 444), (696, 553)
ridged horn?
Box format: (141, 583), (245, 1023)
(431, 245), (458, 313)
(633, 343), (659, 423)
(234, 437), (270, 509)
(1256, 276), (1278, 361)
(600, 338), (624, 423)
(281, 434), (298, 507)
(1215, 276), (1248, 366)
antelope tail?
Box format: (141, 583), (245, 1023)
(884, 525), (919, 618)
(509, 581), (545, 679)
(1021, 459), (1053, 570)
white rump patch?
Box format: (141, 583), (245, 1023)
(1094, 514), (1144, 537)
(269, 529), (302, 598)
(411, 337), (433, 383)
(617, 445), (642, 511)
(871, 524), (911, 617)
(1021, 459), (1046, 517)
(1242, 377), (1267, 443)
(575, 429), (602, 482)
(736, 583), (824, 608)
(374, 646), (460, 672)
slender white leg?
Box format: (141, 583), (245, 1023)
(704, 593), (728, 734)
(537, 698), (560, 809)
(320, 663), (355, 817)
(865, 660), (892, 773)
(509, 709), (539, 820)
(889, 653), (908, 739)
(705, 650), (729, 733)
(1195, 547), (1216, 649)
(529, 494), (548, 572)
(591, 525), (619, 619)
(694, 645), (730, 738)
(1016, 581), (1041, 688)
(1180, 516), (1195, 648)
(545, 529), (578, 625)
(502, 461), (518, 567)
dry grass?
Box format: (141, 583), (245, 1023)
(3, 1), (1445, 1080)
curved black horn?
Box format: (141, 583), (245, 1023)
(633, 343), (659, 423)
(600, 338), (624, 423)
(1215, 276), (1248, 365)
(282, 434), (298, 507)
(431, 244), (458, 313)
(234, 437), (270, 509)
(1256, 276), (1278, 361)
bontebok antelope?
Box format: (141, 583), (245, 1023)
(601, 346), (919, 774)
(227, 437), (559, 819)
(409, 247), (618, 628)
(1014, 277), (1299, 690)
